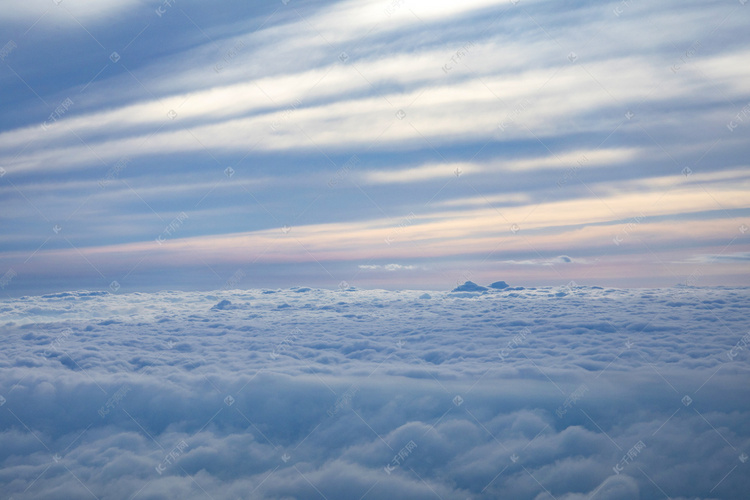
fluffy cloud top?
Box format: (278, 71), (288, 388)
(1, 286), (749, 499)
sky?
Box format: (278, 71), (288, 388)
(0, 0), (749, 296)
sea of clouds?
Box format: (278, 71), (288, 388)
(1, 285), (749, 499)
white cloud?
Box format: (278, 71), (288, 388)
(0, 0), (145, 24)
(1, 287), (749, 498)
(3, 43), (748, 174)
(358, 263), (415, 271)
(360, 162), (476, 184)
(503, 255), (582, 266)
(683, 251), (750, 264)
(501, 147), (640, 171)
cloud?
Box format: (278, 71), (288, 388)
(0, 0), (748, 292)
(0, 0), (146, 24)
(503, 255), (580, 266)
(1, 287), (749, 498)
(501, 147), (641, 172)
(360, 162), (476, 185)
(358, 264), (415, 271)
(685, 251), (750, 264)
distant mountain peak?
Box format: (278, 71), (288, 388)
(451, 281), (488, 292)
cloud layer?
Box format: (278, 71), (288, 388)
(1, 286), (749, 498)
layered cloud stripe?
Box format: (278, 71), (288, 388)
(0, 0), (748, 295)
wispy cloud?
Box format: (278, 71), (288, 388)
(0, 0), (146, 24)
(0, 0), (747, 293)
(359, 264), (415, 271)
(361, 162), (475, 184)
